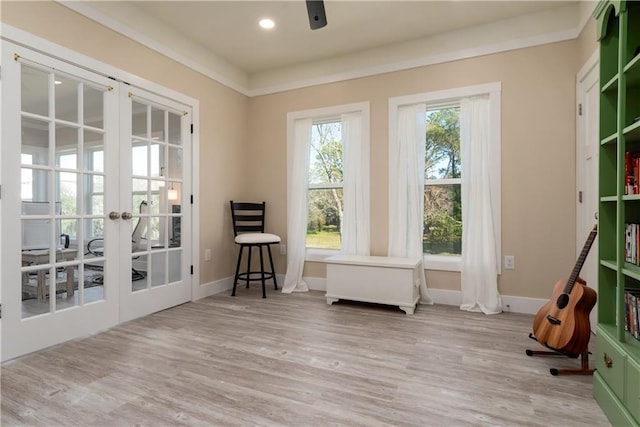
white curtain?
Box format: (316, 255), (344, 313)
(388, 103), (433, 304)
(459, 96), (502, 314)
(341, 111), (370, 256)
(282, 118), (311, 293)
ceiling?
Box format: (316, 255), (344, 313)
(65, 1), (592, 95)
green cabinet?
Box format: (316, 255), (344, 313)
(594, 1), (640, 425)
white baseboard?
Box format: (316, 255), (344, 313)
(192, 276), (234, 300)
(195, 274), (546, 315)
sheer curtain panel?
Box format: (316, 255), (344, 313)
(282, 118), (312, 293)
(459, 96), (502, 314)
(341, 111), (370, 256)
(388, 103), (433, 304)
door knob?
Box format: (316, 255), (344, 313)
(109, 211), (120, 220)
(121, 212), (133, 220)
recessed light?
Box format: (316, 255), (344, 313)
(259, 18), (275, 29)
(54, 80), (62, 85)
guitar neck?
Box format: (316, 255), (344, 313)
(563, 226), (598, 294)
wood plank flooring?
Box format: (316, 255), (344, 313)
(1, 289), (610, 426)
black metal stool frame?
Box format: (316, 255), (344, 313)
(230, 201), (279, 298)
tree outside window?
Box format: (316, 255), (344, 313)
(306, 121), (343, 250)
(424, 107), (462, 255)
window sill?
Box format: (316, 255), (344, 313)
(423, 254), (461, 272)
(305, 248), (340, 262)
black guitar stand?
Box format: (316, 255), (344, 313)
(526, 333), (594, 376)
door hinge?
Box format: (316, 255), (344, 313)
(190, 265), (194, 275)
(579, 190), (583, 203)
(0, 184), (2, 200)
(190, 124), (194, 134)
(0, 303), (2, 319)
(190, 195), (194, 204)
(578, 103), (583, 116)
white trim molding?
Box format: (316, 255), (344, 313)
(54, 1), (591, 97)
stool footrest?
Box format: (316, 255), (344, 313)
(237, 271), (275, 282)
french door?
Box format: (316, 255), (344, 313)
(118, 88), (191, 322)
(1, 41), (192, 361)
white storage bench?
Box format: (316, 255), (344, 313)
(325, 255), (422, 315)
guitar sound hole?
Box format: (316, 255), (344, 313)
(556, 293), (570, 309)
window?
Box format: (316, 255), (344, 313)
(424, 107), (461, 256)
(307, 120), (343, 250)
(287, 102), (369, 263)
(389, 83), (501, 272)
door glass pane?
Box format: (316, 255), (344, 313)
(57, 172), (77, 215)
(150, 251), (166, 287)
(84, 86), (104, 128)
(22, 219), (51, 252)
(168, 250), (181, 282)
(132, 179), (148, 210)
(170, 205), (181, 248)
(167, 147), (182, 180)
(132, 141), (148, 176)
(132, 102), (147, 137)
(59, 219), (78, 254)
(21, 65), (49, 117)
(149, 216), (164, 247)
(55, 75), (79, 123)
(84, 131), (105, 172)
(168, 112), (182, 145)
(22, 117), (50, 166)
(151, 107), (165, 141)
(85, 218), (104, 259)
(150, 180), (165, 214)
(132, 254), (148, 291)
(84, 261), (105, 301)
(22, 266), (52, 318)
(55, 125), (78, 168)
(22, 170), (51, 204)
(84, 174), (104, 215)
(150, 143), (163, 178)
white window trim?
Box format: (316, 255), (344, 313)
(389, 82), (502, 273)
(286, 102), (370, 262)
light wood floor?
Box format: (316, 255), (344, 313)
(1, 288), (610, 426)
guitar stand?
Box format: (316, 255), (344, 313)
(526, 333), (594, 376)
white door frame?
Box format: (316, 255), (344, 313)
(575, 48), (599, 329)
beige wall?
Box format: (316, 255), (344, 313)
(248, 40), (587, 299)
(3, 1), (603, 300)
(1, 0), (249, 285)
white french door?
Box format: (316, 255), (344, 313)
(118, 88), (191, 322)
(1, 43), (120, 360)
(1, 41), (192, 361)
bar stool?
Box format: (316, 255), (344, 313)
(229, 201), (280, 298)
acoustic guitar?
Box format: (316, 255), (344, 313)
(532, 225), (598, 357)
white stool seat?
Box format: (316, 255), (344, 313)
(235, 233), (281, 245)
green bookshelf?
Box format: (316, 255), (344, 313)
(594, 1), (640, 425)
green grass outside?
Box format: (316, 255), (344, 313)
(306, 231), (341, 250)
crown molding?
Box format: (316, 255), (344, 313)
(57, 1), (591, 98)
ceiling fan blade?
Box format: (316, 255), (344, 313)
(306, 0), (327, 30)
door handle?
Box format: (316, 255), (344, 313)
(109, 211), (120, 220)
(594, 212), (598, 220)
(121, 212), (133, 220)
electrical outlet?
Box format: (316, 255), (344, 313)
(280, 244), (286, 255)
(204, 248), (212, 261)
(504, 255), (515, 270)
